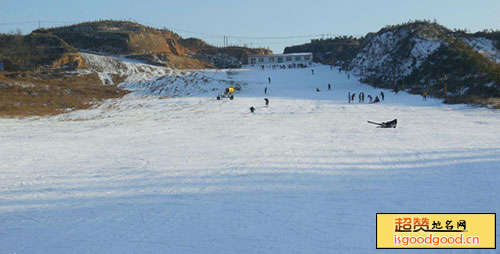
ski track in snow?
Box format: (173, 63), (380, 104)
(0, 62), (499, 254)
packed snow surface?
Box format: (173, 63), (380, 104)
(1, 64), (499, 253)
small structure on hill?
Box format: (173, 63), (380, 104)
(247, 53), (313, 68)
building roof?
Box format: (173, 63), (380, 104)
(248, 52), (312, 58)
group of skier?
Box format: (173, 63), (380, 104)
(348, 91), (384, 103)
(250, 77), (273, 113)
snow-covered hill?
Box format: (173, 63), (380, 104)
(464, 37), (500, 63)
(0, 65), (499, 253)
(350, 28), (443, 81)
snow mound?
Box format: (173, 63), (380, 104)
(80, 52), (170, 85)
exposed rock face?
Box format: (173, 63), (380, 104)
(0, 33), (80, 71)
(51, 53), (87, 69)
(36, 21), (185, 56)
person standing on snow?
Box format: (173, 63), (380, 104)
(268, 77), (271, 83)
(264, 87), (267, 95)
(380, 91), (385, 101)
(351, 93), (356, 102)
(311, 69), (315, 75)
(264, 98), (269, 107)
(328, 83), (331, 90)
(348, 92), (351, 103)
(250, 106), (256, 113)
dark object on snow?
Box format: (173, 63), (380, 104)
(316, 88), (320, 92)
(328, 83), (331, 90)
(264, 87), (267, 95)
(373, 96), (380, 103)
(368, 95), (373, 102)
(311, 69), (314, 75)
(264, 98), (269, 106)
(380, 91), (385, 101)
(268, 77), (271, 83)
(367, 119), (397, 128)
(217, 86), (235, 100)
(351, 93), (356, 101)
(250, 106), (256, 113)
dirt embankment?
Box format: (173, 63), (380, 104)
(0, 72), (129, 117)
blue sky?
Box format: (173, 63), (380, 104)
(1, 0), (499, 53)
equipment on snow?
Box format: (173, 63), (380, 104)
(217, 86), (235, 100)
(367, 119), (397, 128)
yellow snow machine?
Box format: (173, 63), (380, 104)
(217, 86), (235, 100)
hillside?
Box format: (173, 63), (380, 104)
(0, 21), (274, 116)
(35, 21), (210, 69)
(285, 21), (500, 108)
(180, 37), (273, 68)
(0, 33), (85, 71)
(284, 36), (364, 69)
(34, 20), (272, 69)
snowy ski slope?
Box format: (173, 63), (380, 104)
(0, 64), (499, 253)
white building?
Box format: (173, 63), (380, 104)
(247, 52), (313, 67)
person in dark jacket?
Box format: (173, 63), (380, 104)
(250, 106), (256, 113)
(328, 83), (331, 90)
(373, 96), (380, 103)
(264, 87), (267, 95)
(380, 91), (385, 101)
(264, 98), (269, 106)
